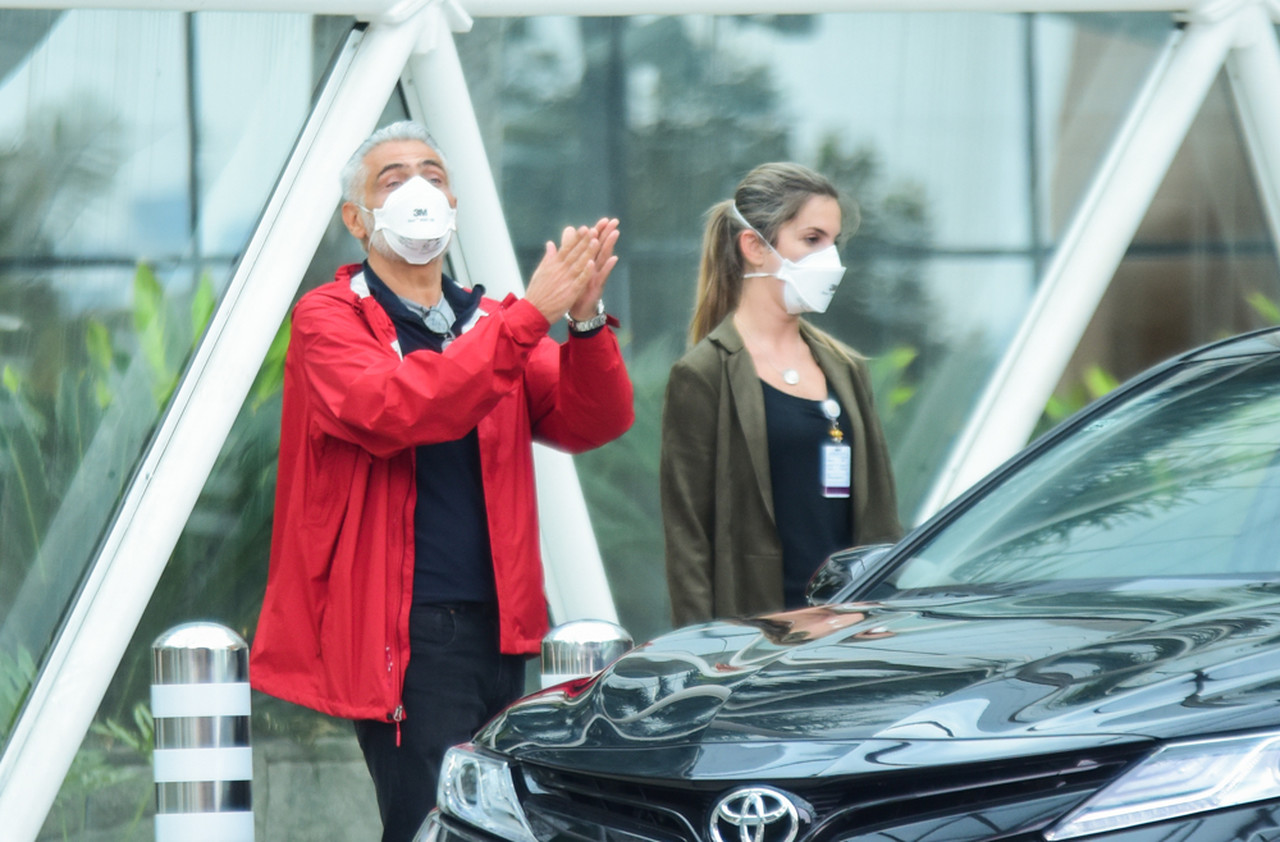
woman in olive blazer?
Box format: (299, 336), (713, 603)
(661, 163), (901, 627)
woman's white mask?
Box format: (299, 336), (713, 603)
(733, 203), (846, 314)
(367, 176), (456, 265)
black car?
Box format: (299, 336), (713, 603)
(422, 327), (1280, 842)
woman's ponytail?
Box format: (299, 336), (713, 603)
(689, 201), (745, 345)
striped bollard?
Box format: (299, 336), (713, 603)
(151, 622), (254, 841)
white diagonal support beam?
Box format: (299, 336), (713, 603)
(401, 0), (620, 624)
(918, 7), (1241, 520)
(1225, 3), (1280, 267)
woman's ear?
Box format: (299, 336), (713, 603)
(738, 228), (771, 270)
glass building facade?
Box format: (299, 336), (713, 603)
(0, 4), (1277, 839)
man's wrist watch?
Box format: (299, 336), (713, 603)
(566, 299), (608, 334)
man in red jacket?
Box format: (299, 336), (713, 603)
(249, 120), (634, 842)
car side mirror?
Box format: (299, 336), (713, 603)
(805, 543), (896, 606)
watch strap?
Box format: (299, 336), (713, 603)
(567, 299), (608, 333)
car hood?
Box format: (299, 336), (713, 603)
(480, 584), (1280, 778)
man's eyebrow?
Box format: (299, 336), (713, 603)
(375, 159), (447, 183)
(375, 162), (409, 180)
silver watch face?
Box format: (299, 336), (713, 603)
(569, 301), (606, 332)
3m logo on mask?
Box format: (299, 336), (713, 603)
(371, 176), (457, 265)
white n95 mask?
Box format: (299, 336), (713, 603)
(370, 176), (456, 265)
(733, 203), (847, 314)
(767, 245), (847, 315)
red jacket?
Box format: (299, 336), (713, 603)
(249, 264), (634, 722)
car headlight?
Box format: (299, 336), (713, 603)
(437, 743), (537, 842)
(1046, 731), (1280, 839)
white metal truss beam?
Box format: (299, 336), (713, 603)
(918, 1), (1278, 519)
(1226, 2), (1280, 265)
(5, 0), (1275, 16)
(0, 8), (435, 840)
(401, 2), (620, 623)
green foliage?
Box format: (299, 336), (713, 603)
(84, 319), (114, 407)
(0, 356), (55, 579)
(191, 273), (217, 338)
(1037, 285), (1280, 442)
(134, 263), (178, 406)
(1039, 363), (1121, 436)
(1083, 366), (1120, 398)
(47, 703), (153, 841)
(1247, 290), (1280, 326)
(866, 345), (919, 429)
(1, 261), (217, 752)
(97, 313), (288, 727)
(0, 646), (37, 741)
(88, 702), (154, 762)
(251, 317), (291, 412)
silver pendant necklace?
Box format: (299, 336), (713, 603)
(738, 319), (804, 386)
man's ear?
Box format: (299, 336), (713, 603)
(342, 202), (368, 241)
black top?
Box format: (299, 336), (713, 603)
(361, 262), (497, 607)
(760, 380), (854, 608)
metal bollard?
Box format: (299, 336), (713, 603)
(540, 619), (633, 689)
(151, 622), (253, 841)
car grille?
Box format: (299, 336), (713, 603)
(515, 743), (1149, 842)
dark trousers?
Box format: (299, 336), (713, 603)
(354, 603), (527, 842)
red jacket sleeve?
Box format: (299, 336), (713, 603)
(290, 290), (552, 458)
(523, 322), (635, 453)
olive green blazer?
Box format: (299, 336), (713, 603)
(660, 317), (901, 627)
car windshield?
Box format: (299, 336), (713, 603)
(875, 351), (1280, 598)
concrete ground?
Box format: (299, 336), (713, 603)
(38, 734), (382, 842)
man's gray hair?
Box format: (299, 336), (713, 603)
(340, 120), (446, 204)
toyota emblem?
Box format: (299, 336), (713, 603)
(709, 786), (802, 842)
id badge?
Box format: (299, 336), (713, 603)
(821, 442), (852, 498)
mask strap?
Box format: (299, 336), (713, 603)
(730, 202), (782, 279)
(729, 202), (768, 245)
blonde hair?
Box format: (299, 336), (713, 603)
(688, 163), (841, 345)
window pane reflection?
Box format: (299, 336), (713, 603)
(1054, 71), (1280, 422)
(35, 62), (391, 840)
(0, 2), (332, 783)
(888, 355), (1280, 592)
(456, 12), (1171, 641)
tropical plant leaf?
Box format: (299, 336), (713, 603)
(2, 363), (19, 395)
(191, 271), (216, 337)
(251, 318), (291, 411)
(133, 262), (178, 405)
(1246, 291), (1280, 325)
(1083, 365), (1120, 400)
(131, 262), (163, 334)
